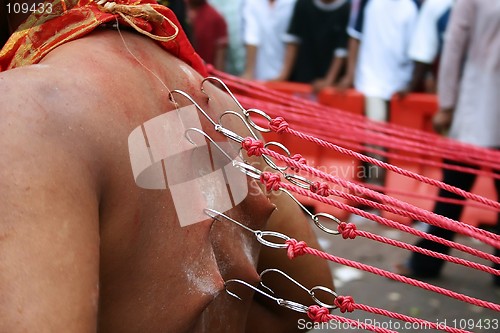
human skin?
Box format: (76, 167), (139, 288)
(0, 14), (333, 333)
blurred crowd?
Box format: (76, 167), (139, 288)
(165, 0), (451, 96)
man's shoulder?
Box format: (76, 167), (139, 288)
(0, 63), (113, 168)
(0, 64), (101, 129)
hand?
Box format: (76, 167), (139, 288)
(336, 75), (353, 92)
(312, 78), (331, 94)
(432, 108), (454, 134)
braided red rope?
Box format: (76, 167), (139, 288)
(209, 70), (500, 332)
(285, 238), (500, 312)
(268, 117), (500, 211)
(242, 141), (500, 248)
(212, 70), (500, 167)
(278, 177), (500, 264)
(327, 296), (472, 333)
(243, 95), (500, 175)
(306, 306), (399, 333)
(254, 171), (499, 273)
(360, 180), (498, 211)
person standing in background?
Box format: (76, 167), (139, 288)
(241, 0), (296, 81)
(186, 0), (228, 70)
(275, 0), (350, 93)
(338, 0), (419, 186)
(400, 0), (500, 285)
(208, 0), (246, 75)
(406, 0), (453, 93)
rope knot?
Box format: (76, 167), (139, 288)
(260, 172), (282, 192)
(100, 1), (162, 22)
(334, 295), (355, 313)
(285, 239), (308, 259)
(242, 137), (264, 156)
(310, 181), (330, 197)
(290, 153), (307, 171)
(269, 117), (289, 134)
(96, 0), (179, 42)
(307, 305), (331, 323)
(337, 222), (358, 239)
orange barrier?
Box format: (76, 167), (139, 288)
(317, 87), (365, 116)
(384, 94), (497, 227)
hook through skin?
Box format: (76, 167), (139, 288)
(224, 279), (310, 313)
(259, 268), (338, 309)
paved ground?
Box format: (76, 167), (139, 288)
(307, 211), (499, 333)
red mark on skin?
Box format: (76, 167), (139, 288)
(133, 211), (141, 227)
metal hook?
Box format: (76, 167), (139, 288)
(259, 269), (338, 309)
(204, 209), (290, 249)
(173, 84), (288, 173)
(244, 108), (273, 133)
(201, 77), (274, 133)
(225, 279), (309, 314)
(201, 76), (246, 112)
(169, 89), (219, 128)
(184, 128), (235, 162)
(259, 269), (310, 295)
(262, 141), (291, 172)
(218, 109), (288, 173)
(228, 163), (342, 235)
(284, 174), (315, 189)
(219, 110), (260, 140)
(170, 89), (250, 146)
(278, 189), (341, 235)
(232, 161), (262, 180)
(312, 212), (342, 235)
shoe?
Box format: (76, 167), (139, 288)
(393, 262), (440, 279)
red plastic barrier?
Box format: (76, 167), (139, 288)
(384, 94), (497, 227)
(317, 87), (365, 116)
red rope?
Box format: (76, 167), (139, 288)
(285, 239), (500, 312)
(307, 306), (399, 333)
(268, 118), (500, 212)
(278, 178), (500, 264)
(242, 97), (500, 171)
(211, 69), (500, 167)
(253, 170), (500, 271)
(209, 70), (500, 332)
(334, 221), (499, 275)
(350, 303), (472, 333)
(242, 140), (500, 248)
(224, 70), (500, 164)
(321, 296), (473, 333)
(361, 181), (498, 212)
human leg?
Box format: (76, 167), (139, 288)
(363, 96), (389, 186)
(408, 160), (477, 277)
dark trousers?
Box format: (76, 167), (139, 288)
(408, 160), (500, 281)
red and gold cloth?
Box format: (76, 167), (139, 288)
(0, 0), (207, 75)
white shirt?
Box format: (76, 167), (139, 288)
(243, 0), (297, 80)
(438, 0), (500, 147)
(409, 0), (453, 64)
(348, 0), (419, 100)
